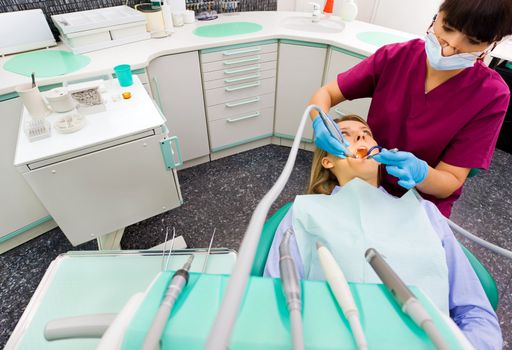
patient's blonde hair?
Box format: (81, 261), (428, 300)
(306, 115), (374, 195)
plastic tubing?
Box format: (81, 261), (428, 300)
(204, 104), (320, 349)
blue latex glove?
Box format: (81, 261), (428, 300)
(372, 149), (429, 189)
(312, 115), (350, 158)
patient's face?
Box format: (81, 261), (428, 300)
(323, 120), (380, 183)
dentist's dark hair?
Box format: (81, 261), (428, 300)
(439, 0), (512, 43)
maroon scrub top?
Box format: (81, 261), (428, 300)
(337, 39), (510, 217)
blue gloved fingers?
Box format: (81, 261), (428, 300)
(313, 115), (348, 158)
(385, 165), (410, 181)
(397, 179), (416, 189)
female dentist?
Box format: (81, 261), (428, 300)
(309, 0), (512, 217)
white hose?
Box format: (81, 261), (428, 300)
(204, 105), (320, 349)
(447, 219), (512, 259)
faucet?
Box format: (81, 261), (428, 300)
(308, 2), (322, 23)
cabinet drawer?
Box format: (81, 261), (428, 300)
(203, 69), (276, 90)
(201, 43), (277, 63)
(208, 107), (274, 151)
(201, 52), (278, 73)
(206, 92), (275, 122)
(203, 61), (276, 82)
(204, 77), (276, 107)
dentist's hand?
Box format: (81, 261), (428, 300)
(373, 149), (429, 189)
(312, 115), (349, 158)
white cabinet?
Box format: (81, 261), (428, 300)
(0, 97), (56, 252)
(323, 47), (372, 120)
(15, 77), (182, 246)
(200, 41), (278, 153)
(147, 51), (210, 163)
(274, 41), (327, 142)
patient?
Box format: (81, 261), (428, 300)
(264, 115), (502, 350)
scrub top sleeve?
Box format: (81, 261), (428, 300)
(263, 208), (305, 279)
(441, 92), (510, 170)
(336, 45), (387, 101)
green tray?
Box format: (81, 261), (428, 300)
(193, 22), (263, 38)
(3, 50), (90, 77)
(123, 273), (464, 350)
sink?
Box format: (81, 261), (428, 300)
(281, 16), (345, 33)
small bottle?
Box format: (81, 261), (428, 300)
(340, 0), (358, 22)
(323, 0), (334, 17)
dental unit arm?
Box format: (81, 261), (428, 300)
(205, 104), (326, 349)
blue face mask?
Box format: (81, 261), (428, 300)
(424, 32), (478, 70)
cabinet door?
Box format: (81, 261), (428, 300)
(0, 97), (51, 240)
(274, 43), (327, 141)
(324, 49), (372, 120)
(147, 52), (209, 162)
(23, 134), (181, 246)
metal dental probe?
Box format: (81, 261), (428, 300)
(365, 248), (449, 350)
(142, 254), (195, 350)
(160, 225), (169, 271)
(202, 228), (216, 273)
(366, 147), (398, 160)
(164, 227), (177, 271)
(279, 228), (304, 350)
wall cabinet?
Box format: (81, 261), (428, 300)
(323, 48), (372, 120)
(147, 51), (210, 163)
(0, 97), (56, 251)
(274, 42), (327, 142)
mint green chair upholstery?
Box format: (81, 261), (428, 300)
(251, 202), (499, 311)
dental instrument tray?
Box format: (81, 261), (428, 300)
(121, 273), (462, 349)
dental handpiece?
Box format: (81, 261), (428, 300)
(317, 241), (368, 350)
(318, 111), (355, 158)
(365, 248), (449, 350)
(142, 255), (194, 350)
(279, 229), (304, 350)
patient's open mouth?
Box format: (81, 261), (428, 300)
(355, 147), (368, 159)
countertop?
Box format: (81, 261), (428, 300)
(14, 76), (165, 166)
(0, 11), (419, 96)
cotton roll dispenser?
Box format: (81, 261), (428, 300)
(135, 3), (169, 38)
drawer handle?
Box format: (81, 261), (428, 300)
(224, 65), (260, 75)
(334, 107), (346, 116)
(225, 81), (260, 92)
(223, 47), (261, 56)
(225, 96), (261, 108)
(227, 112), (261, 123)
(224, 56), (261, 66)
(224, 74), (260, 84)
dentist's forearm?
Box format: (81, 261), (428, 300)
(308, 80), (347, 121)
(308, 88), (333, 121)
(416, 167), (466, 199)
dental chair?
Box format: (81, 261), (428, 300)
(251, 201), (500, 311)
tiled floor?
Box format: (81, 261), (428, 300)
(1, 145), (511, 348)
